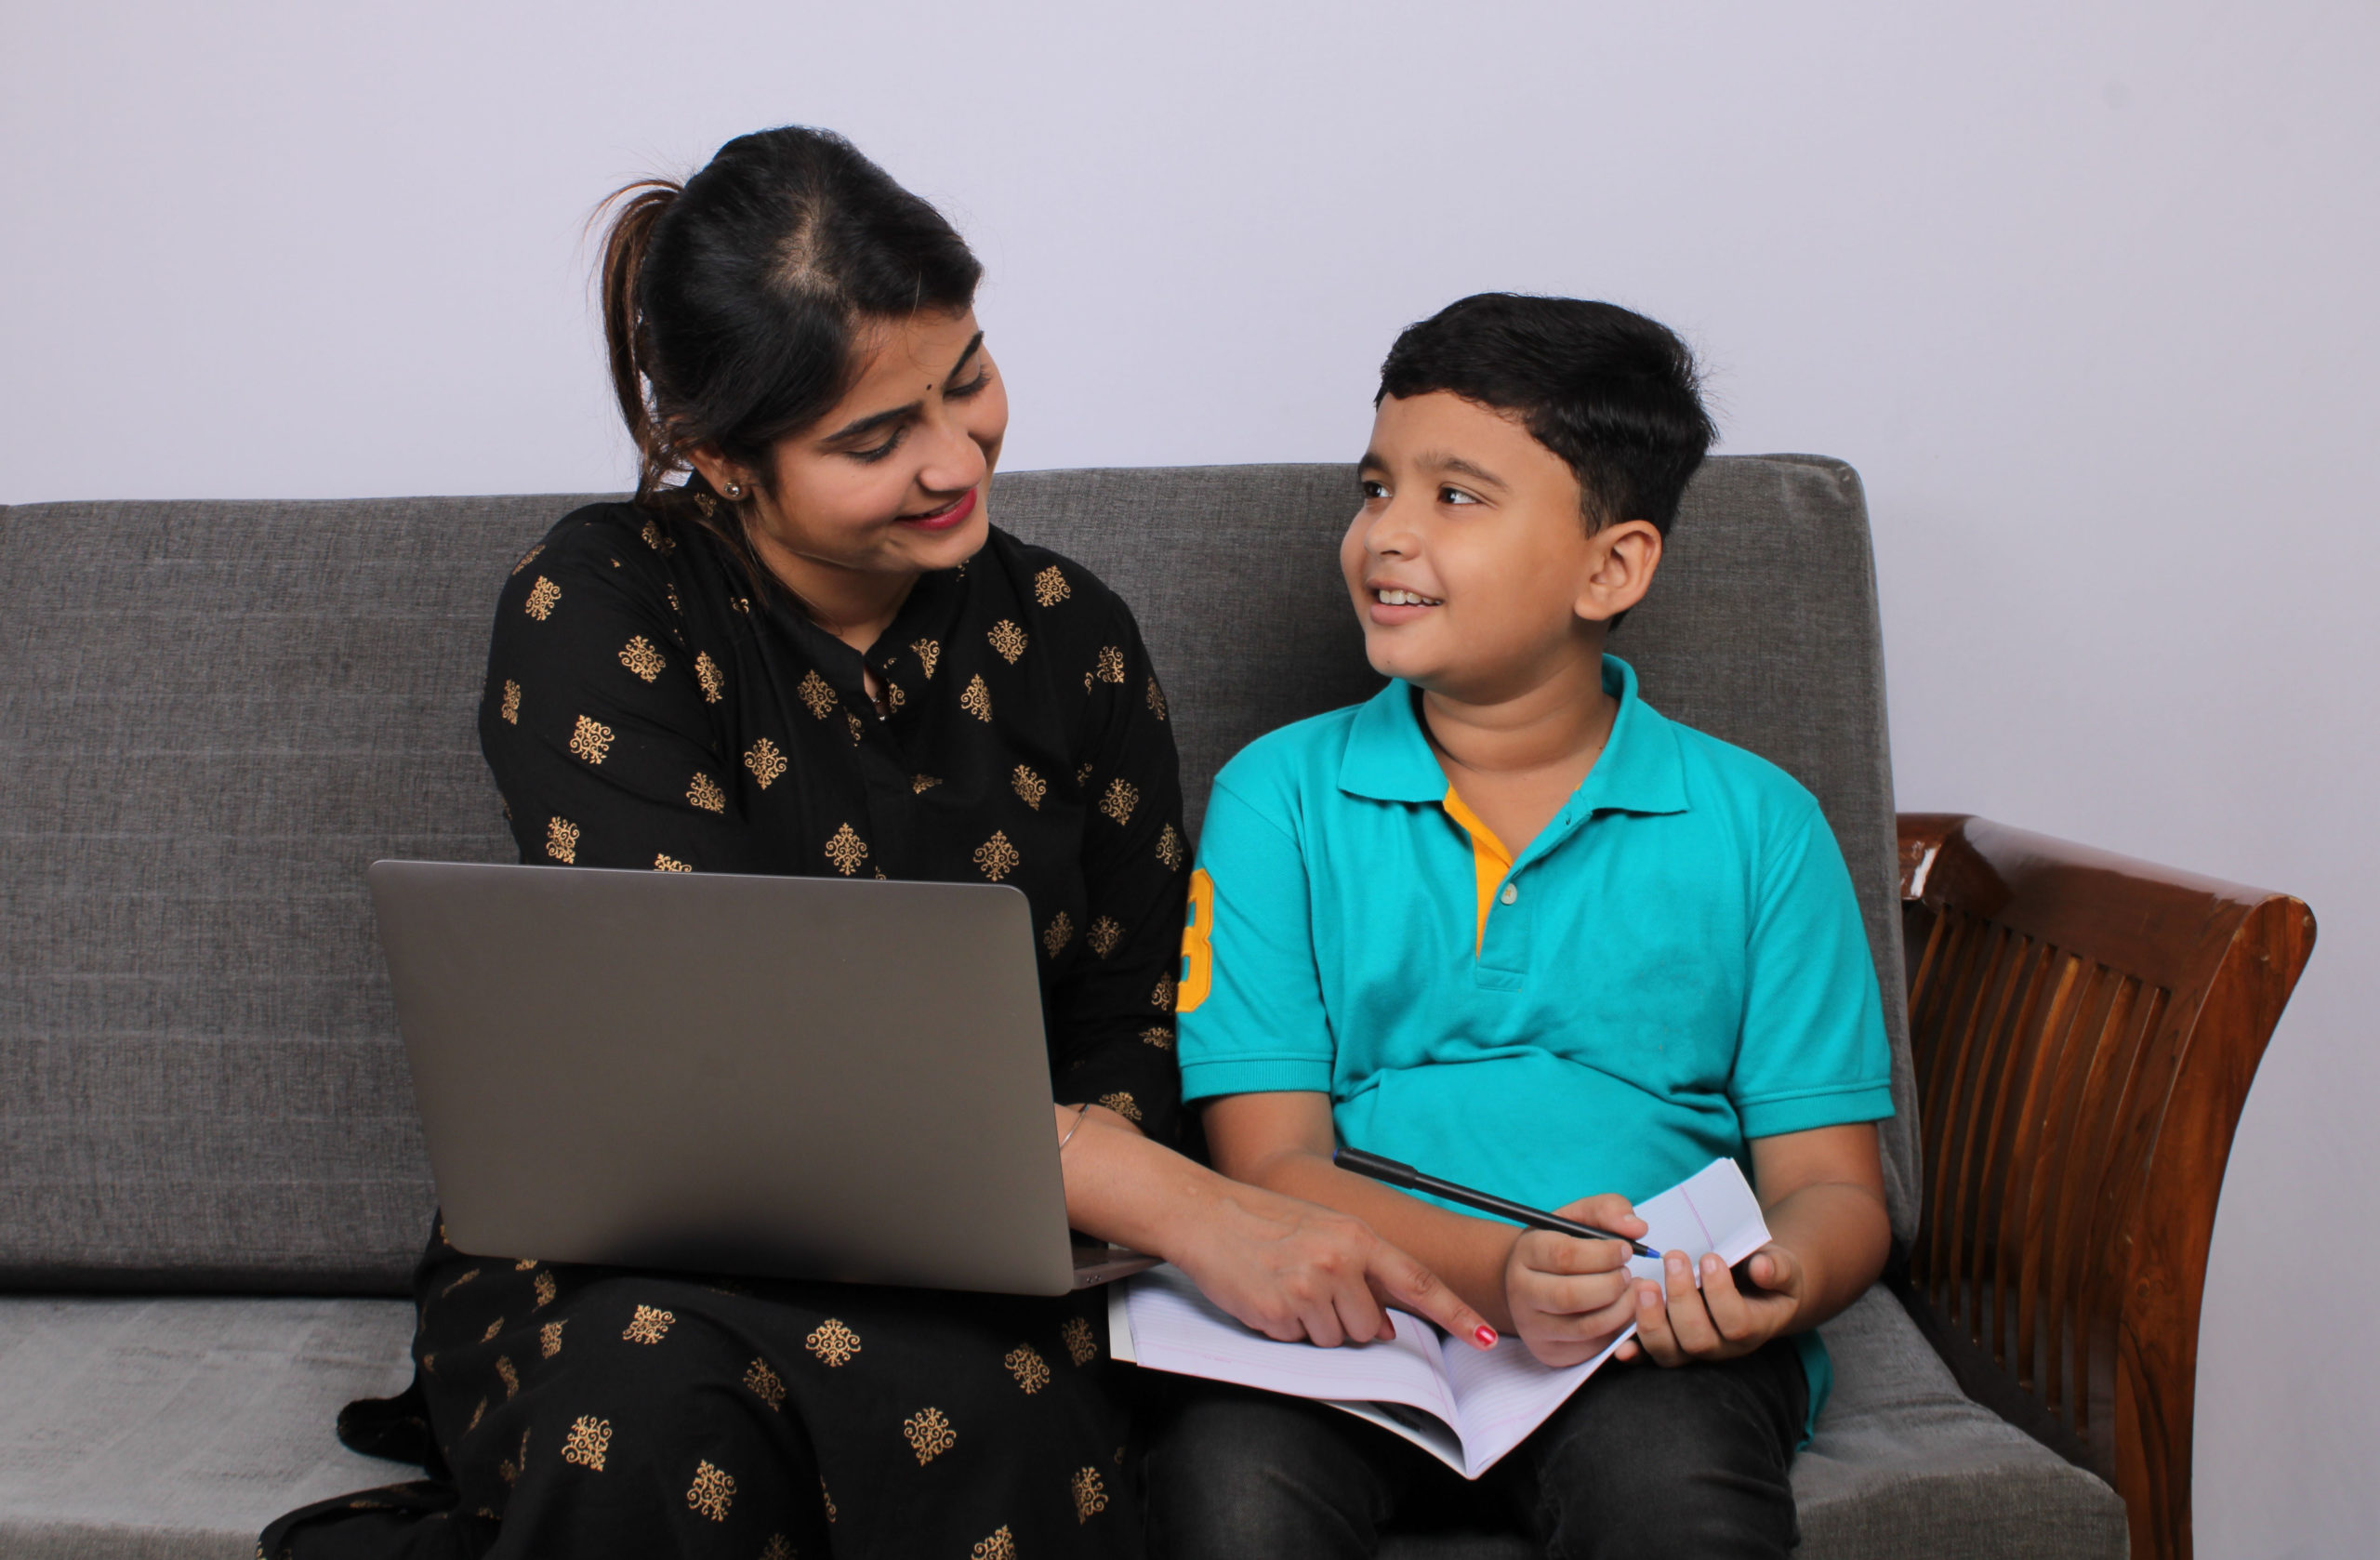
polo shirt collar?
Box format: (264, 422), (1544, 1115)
(1337, 654), (1689, 817)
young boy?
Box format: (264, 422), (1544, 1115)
(1147, 295), (1894, 1560)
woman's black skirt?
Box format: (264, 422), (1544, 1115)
(261, 1220), (1137, 1559)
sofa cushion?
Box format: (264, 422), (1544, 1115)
(0, 459), (1916, 1289)
(0, 1289), (2119, 1560)
(0, 1295), (416, 1560)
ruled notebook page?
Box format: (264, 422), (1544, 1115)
(1113, 1157), (1773, 1478)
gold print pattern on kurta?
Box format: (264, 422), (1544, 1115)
(1147, 678), (1169, 721)
(1153, 975), (1177, 1011)
(1093, 645), (1127, 684)
(1034, 564), (1071, 607)
(912, 774), (942, 794)
(971, 1527), (1015, 1560)
(534, 1270), (558, 1307)
(1142, 1025), (1175, 1050)
(1087, 916), (1123, 958)
(623, 1304), (674, 1344)
(903, 1407), (956, 1465)
(524, 576), (562, 621)
(911, 639), (941, 679)
(845, 711), (864, 746)
(498, 1428), (530, 1487)
(687, 1460), (734, 1522)
(1073, 1466), (1110, 1524)
(806, 1317), (862, 1366)
(1099, 1091), (1143, 1124)
(654, 853), (693, 872)
(440, 1268), (476, 1298)
(466, 1398), (486, 1433)
(689, 773), (727, 813)
(481, 1318), (504, 1343)
(746, 738), (787, 789)
(744, 1357), (786, 1408)
(695, 652), (724, 704)
(987, 619), (1028, 663)
(562, 1416), (611, 1471)
(640, 516), (674, 554)
(569, 715), (615, 765)
(1041, 912), (1073, 958)
(547, 817), (579, 864)
(973, 831), (1020, 882)
(1004, 1344), (1051, 1394)
(798, 670), (837, 719)
(821, 1475), (837, 1524)
(500, 681), (521, 724)
(1012, 764), (1047, 810)
(1099, 778), (1139, 826)
(511, 544), (544, 576)
(496, 1355), (519, 1399)
(824, 824), (868, 876)
(1157, 824), (1187, 871)
(960, 674), (993, 722)
(760, 1538), (793, 1560)
(540, 1320), (565, 1357)
(619, 636), (666, 682)
(1061, 1315), (1098, 1366)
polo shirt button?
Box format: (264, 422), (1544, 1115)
(1500, 883), (1518, 905)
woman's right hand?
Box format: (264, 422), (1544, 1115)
(1166, 1179), (1496, 1351)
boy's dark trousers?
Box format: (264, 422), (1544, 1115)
(1142, 1338), (1807, 1560)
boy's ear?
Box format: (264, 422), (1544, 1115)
(1574, 519), (1664, 625)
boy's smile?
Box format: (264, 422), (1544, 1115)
(1343, 391), (1652, 705)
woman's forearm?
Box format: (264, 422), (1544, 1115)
(1226, 1146), (1522, 1331)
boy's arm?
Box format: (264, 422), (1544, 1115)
(1204, 1090), (1531, 1333)
(1625, 1121), (1890, 1365)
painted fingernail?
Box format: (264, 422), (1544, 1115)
(1474, 1325), (1499, 1348)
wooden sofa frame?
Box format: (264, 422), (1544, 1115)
(1892, 813), (2315, 1560)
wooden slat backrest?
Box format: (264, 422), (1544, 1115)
(1896, 813), (2314, 1560)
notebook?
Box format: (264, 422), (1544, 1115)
(1109, 1157), (1771, 1477)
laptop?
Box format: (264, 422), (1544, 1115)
(368, 860), (1160, 1295)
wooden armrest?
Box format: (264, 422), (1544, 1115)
(1895, 813), (2314, 1560)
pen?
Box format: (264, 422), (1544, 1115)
(1333, 1146), (1661, 1259)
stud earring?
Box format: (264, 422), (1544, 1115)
(721, 481), (745, 500)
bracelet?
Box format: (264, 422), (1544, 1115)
(1058, 1102), (1091, 1151)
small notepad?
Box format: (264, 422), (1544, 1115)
(1110, 1157), (1771, 1478)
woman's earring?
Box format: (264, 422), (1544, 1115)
(721, 481), (745, 500)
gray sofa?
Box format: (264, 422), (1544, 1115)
(0, 461), (2129, 1558)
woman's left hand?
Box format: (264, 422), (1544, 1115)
(1618, 1243), (1804, 1366)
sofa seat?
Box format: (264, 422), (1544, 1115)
(3, 1289), (2121, 1560)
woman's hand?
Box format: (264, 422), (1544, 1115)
(1502, 1193), (1647, 1367)
(1619, 1242), (1804, 1366)
(1166, 1180), (1496, 1351)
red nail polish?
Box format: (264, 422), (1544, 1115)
(1474, 1325), (1499, 1348)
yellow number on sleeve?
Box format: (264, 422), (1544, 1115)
(1177, 868), (1214, 1013)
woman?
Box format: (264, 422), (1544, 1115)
(262, 126), (1488, 1560)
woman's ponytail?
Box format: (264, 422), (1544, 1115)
(595, 179), (682, 500)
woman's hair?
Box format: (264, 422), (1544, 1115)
(595, 126), (983, 543)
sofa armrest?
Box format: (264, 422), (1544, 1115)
(1892, 813), (2314, 1560)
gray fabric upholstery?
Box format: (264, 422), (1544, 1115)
(0, 1297), (416, 1559)
(0, 1292), (2122, 1560)
(0, 458), (1914, 1293)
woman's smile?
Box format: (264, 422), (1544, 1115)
(896, 485), (978, 533)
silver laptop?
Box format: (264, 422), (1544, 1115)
(369, 860), (1158, 1295)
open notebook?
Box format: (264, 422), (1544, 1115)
(1110, 1157), (1771, 1478)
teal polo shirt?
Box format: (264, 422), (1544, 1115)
(1175, 655), (1893, 1423)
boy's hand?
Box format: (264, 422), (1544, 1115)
(1620, 1242), (1804, 1366)
(1501, 1194), (1647, 1368)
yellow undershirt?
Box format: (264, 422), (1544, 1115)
(1440, 787), (1514, 958)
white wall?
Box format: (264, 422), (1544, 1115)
(5, 2), (2373, 1552)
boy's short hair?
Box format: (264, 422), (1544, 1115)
(1376, 294), (1716, 535)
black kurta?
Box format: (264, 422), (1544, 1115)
(262, 498), (1188, 1559)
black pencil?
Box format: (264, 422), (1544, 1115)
(1333, 1146), (1661, 1259)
